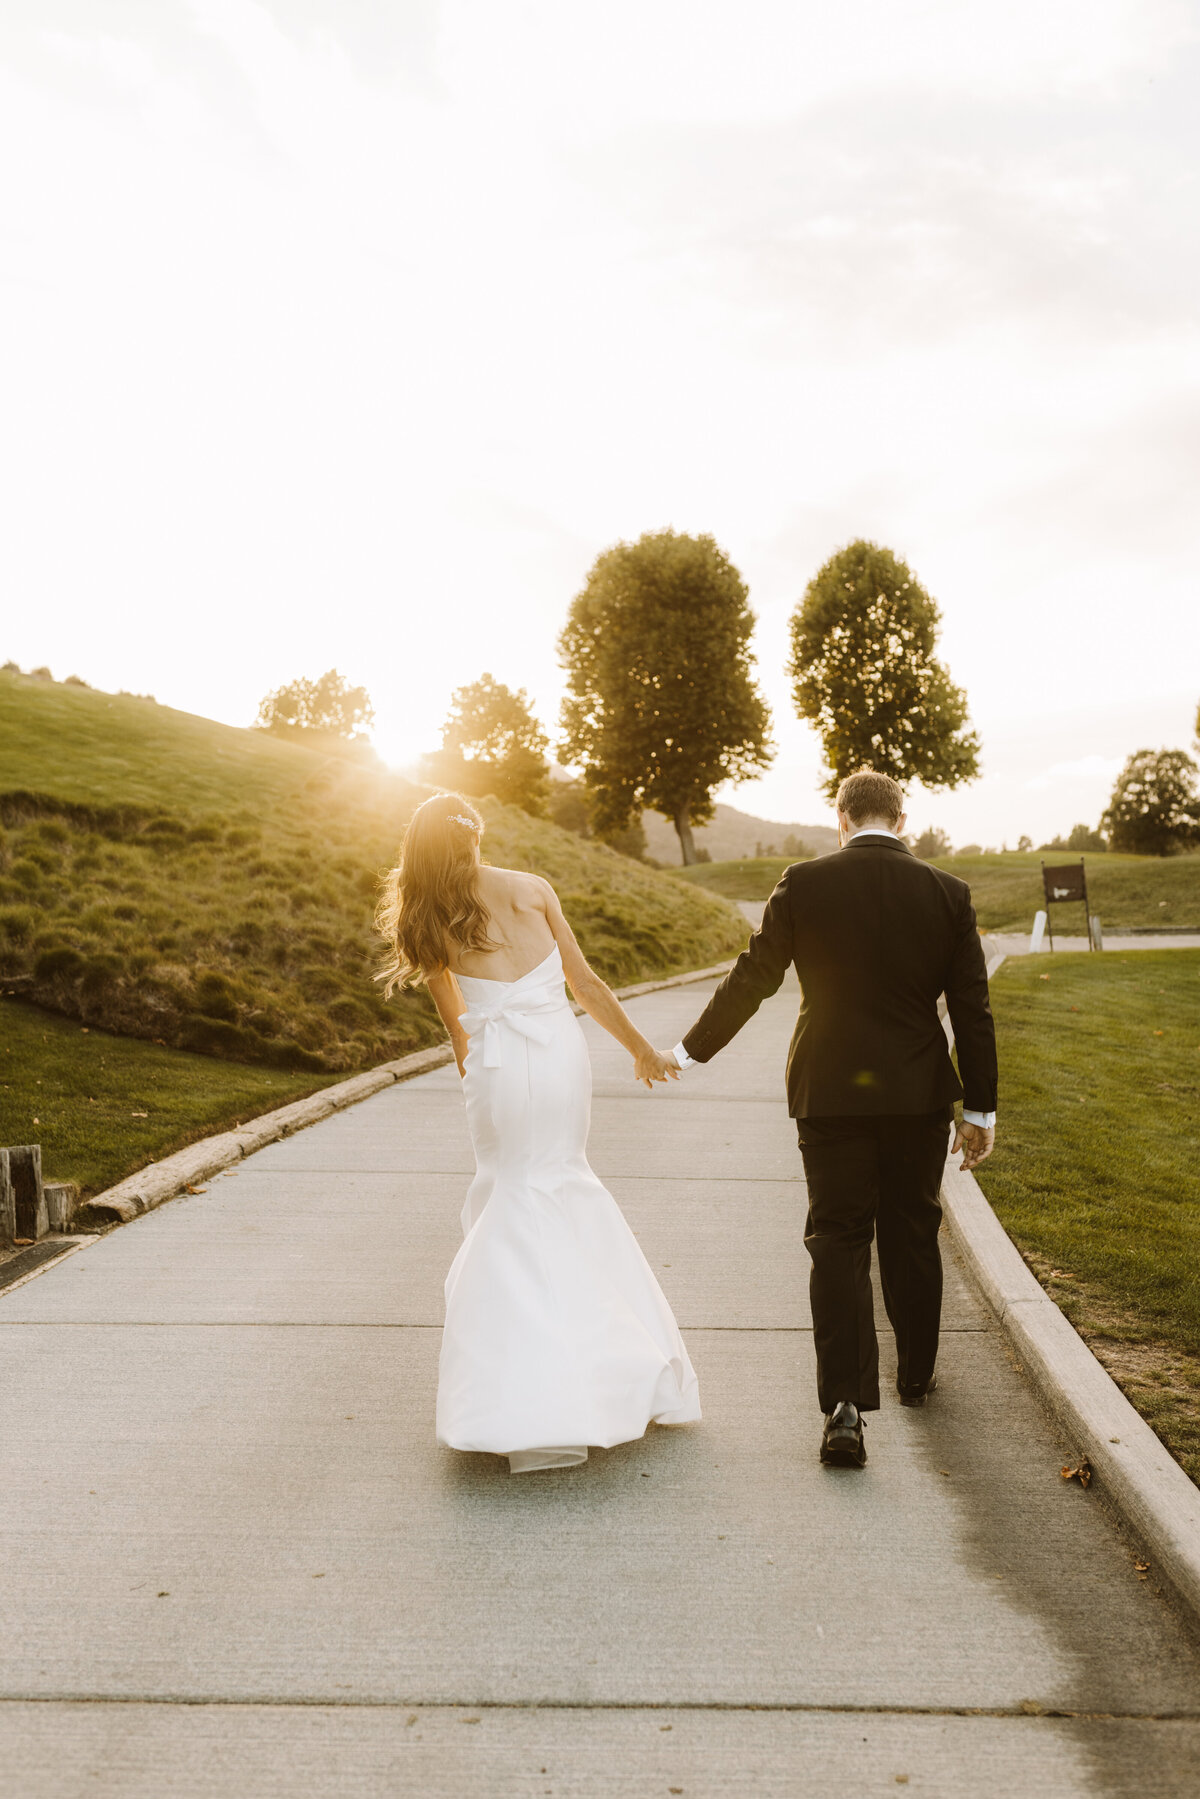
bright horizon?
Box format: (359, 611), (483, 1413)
(3, 1), (1198, 848)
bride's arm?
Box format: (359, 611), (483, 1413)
(426, 968), (470, 1077)
(535, 878), (677, 1087)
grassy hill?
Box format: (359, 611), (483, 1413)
(676, 848), (1200, 930)
(0, 672), (745, 1079)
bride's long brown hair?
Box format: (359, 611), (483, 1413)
(375, 793), (496, 994)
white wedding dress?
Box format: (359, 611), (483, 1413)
(436, 944), (701, 1472)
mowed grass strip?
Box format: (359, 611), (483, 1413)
(0, 999), (340, 1197)
(976, 950), (1200, 1481)
(676, 848), (1200, 932)
(669, 856), (805, 899)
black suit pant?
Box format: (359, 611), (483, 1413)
(796, 1107), (953, 1414)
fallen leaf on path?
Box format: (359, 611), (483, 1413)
(1061, 1459), (1092, 1488)
(184, 1185), (207, 1195)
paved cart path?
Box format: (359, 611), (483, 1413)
(2, 976), (1199, 1798)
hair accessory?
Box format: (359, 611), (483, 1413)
(447, 814), (479, 830)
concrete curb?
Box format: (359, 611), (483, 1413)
(940, 950), (1200, 1627)
(79, 961), (735, 1226)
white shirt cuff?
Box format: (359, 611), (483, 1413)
(672, 1040), (694, 1071)
(963, 1109), (995, 1128)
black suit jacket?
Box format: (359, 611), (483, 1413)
(682, 834), (998, 1119)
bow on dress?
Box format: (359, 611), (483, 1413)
(458, 981), (566, 1068)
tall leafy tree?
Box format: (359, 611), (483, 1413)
(426, 673), (550, 815)
(788, 540), (979, 803)
(558, 529), (773, 864)
(1102, 749), (1200, 855)
(255, 669), (374, 742)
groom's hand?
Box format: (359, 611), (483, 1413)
(953, 1119), (994, 1171)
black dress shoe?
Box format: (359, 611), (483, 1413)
(820, 1401), (867, 1467)
(897, 1374), (937, 1408)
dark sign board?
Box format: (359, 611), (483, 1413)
(1040, 858), (1097, 951)
(1042, 863), (1087, 904)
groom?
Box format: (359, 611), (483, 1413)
(667, 769), (997, 1468)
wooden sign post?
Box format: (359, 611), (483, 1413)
(9, 1145), (47, 1241)
(1040, 860), (1097, 951)
(0, 1149), (14, 1243)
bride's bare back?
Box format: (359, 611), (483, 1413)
(447, 866), (559, 983)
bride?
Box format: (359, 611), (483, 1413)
(376, 793), (701, 1473)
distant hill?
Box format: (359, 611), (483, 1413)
(0, 673), (745, 1074)
(641, 803), (837, 866)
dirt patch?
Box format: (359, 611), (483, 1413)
(1021, 1249), (1200, 1485)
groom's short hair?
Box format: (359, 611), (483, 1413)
(836, 768), (905, 826)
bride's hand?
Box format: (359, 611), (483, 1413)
(633, 1045), (679, 1088)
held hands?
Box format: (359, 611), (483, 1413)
(953, 1119), (995, 1172)
(633, 1045), (681, 1089)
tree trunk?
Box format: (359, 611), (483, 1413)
(674, 804), (697, 866)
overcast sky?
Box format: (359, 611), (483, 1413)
(3, 0), (1198, 844)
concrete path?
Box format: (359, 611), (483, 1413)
(2, 976), (1199, 1797)
(989, 931), (1200, 955)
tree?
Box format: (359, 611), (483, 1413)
(425, 673), (549, 815)
(911, 826), (952, 860)
(788, 540), (980, 803)
(255, 669), (374, 742)
(1101, 749), (1200, 856)
(1016, 835), (1033, 853)
(546, 778), (647, 858)
(558, 529), (773, 865)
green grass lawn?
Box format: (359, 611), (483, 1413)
(977, 950), (1200, 1481)
(670, 856), (800, 899)
(0, 998), (337, 1196)
(676, 847), (1200, 931)
(0, 673), (744, 1076)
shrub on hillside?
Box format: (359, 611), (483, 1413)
(1039, 823), (1107, 853)
(912, 827), (953, 859)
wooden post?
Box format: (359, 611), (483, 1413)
(0, 1149), (14, 1243)
(10, 1145), (47, 1241)
(44, 1181), (79, 1233)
